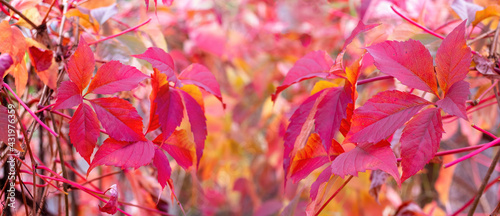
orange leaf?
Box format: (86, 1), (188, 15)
(472, 5), (500, 27)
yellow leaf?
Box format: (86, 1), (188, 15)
(472, 5), (500, 27)
(310, 80), (341, 95)
(179, 84), (205, 108)
(15, 8), (41, 29)
(66, 9), (99, 32)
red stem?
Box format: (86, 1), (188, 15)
(450, 178), (500, 216)
(88, 18), (151, 45)
(357, 75), (393, 85)
(315, 175), (353, 216)
(445, 137), (500, 168)
(390, 6), (444, 39)
(396, 141), (500, 163)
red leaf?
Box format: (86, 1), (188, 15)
(0, 53), (14, 84)
(435, 80), (469, 120)
(86, 61), (148, 95)
(132, 47), (179, 86)
(99, 184), (118, 214)
(179, 89), (207, 167)
(52, 81), (83, 110)
(435, 21), (472, 94)
(152, 148), (172, 189)
(155, 86), (184, 142)
(178, 63), (224, 107)
(283, 90), (328, 184)
(331, 140), (401, 186)
(289, 133), (344, 183)
(346, 90), (431, 144)
(272, 51), (334, 101)
(69, 103), (100, 164)
(366, 40), (438, 95)
(153, 129), (195, 170)
(89, 138), (154, 173)
(90, 98), (145, 142)
(400, 108), (444, 182)
(66, 36), (95, 93)
(28, 46), (53, 72)
(314, 87), (351, 153)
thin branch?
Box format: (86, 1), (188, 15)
(390, 5), (444, 39)
(445, 137), (500, 168)
(315, 175), (353, 216)
(357, 75), (393, 85)
(468, 148), (500, 215)
(41, 0), (58, 24)
(0, 0), (38, 29)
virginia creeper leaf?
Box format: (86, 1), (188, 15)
(87, 61), (148, 95)
(155, 86), (184, 142)
(99, 184), (118, 214)
(472, 5), (500, 27)
(435, 80), (469, 120)
(400, 108), (444, 182)
(179, 89), (207, 167)
(289, 133), (344, 183)
(69, 103), (100, 164)
(435, 20), (471, 94)
(314, 87), (351, 153)
(283, 90), (328, 184)
(331, 140), (401, 185)
(132, 47), (179, 86)
(178, 63), (224, 107)
(90, 98), (145, 142)
(342, 20), (379, 50)
(366, 40), (438, 95)
(28, 46), (53, 72)
(152, 148), (172, 189)
(346, 90), (431, 143)
(306, 168), (339, 216)
(272, 51), (334, 101)
(53, 81), (83, 110)
(0, 53), (13, 81)
(146, 69), (168, 133)
(66, 36), (95, 93)
(89, 138), (155, 173)
(153, 129), (195, 170)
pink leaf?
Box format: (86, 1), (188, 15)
(179, 89), (207, 167)
(162, 0), (173, 6)
(314, 87), (351, 153)
(272, 51), (334, 101)
(66, 36), (95, 93)
(153, 129), (195, 170)
(99, 184), (118, 214)
(342, 20), (379, 50)
(69, 103), (100, 164)
(331, 140), (401, 186)
(435, 20), (472, 94)
(87, 61), (148, 95)
(0, 53), (13, 81)
(89, 138), (154, 173)
(155, 86), (184, 142)
(152, 147), (172, 189)
(309, 166), (333, 201)
(283, 90), (327, 184)
(435, 80), (470, 120)
(132, 47), (179, 86)
(346, 90), (431, 144)
(52, 81), (83, 110)
(90, 98), (145, 142)
(178, 64), (224, 107)
(366, 40), (438, 95)
(400, 108), (444, 182)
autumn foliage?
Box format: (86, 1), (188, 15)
(2, 0), (500, 215)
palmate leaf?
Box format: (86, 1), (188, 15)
(436, 80), (470, 120)
(69, 103), (100, 164)
(366, 40), (438, 95)
(178, 63), (225, 108)
(400, 107), (444, 182)
(153, 129), (195, 170)
(179, 89), (207, 167)
(52, 81), (82, 110)
(133, 47), (180, 86)
(152, 147), (172, 189)
(272, 50), (334, 102)
(154, 86), (184, 143)
(346, 90), (431, 144)
(331, 140), (401, 186)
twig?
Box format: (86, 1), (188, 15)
(391, 5), (444, 39)
(315, 175), (353, 216)
(88, 18), (151, 45)
(468, 29), (497, 46)
(357, 75), (393, 85)
(0, 0), (38, 29)
(2, 83), (58, 137)
(445, 137), (500, 168)
(41, 0), (57, 24)
(49, 112), (70, 216)
(467, 148), (500, 215)
(450, 177), (500, 216)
